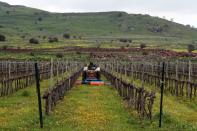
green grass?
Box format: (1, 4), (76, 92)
(111, 72), (197, 130)
(1, 74), (196, 130)
(0, 78), (139, 130)
(0, 71), (74, 130)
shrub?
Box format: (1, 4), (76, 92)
(38, 17), (42, 21)
(119, 38), (132, 43)
(126, 44), (130, 47)
(48, 37), (58, 43)
(21, 90), (30, 97)
(73, 35), (77, 39)
(21, 35), (25, 39)
(2, 45), (8, 50)
(43, 36), (46, 39)
(0, 34), (6, 41)
(63, 33), (70, 39)
(6, 11), (10, 14)
(140, 43), (146, 49)
(29, 38), (39, 44)
(56, 53), (64, 58)
(187, 44), (195, 53)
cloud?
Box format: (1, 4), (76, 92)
(1, 0), (197, 27)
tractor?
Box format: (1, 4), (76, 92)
(82, 63), (104, 85)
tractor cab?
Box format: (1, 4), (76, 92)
(82, 63), (104, 85)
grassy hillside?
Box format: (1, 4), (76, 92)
(0, 1), (197, 51)
(0, 1), (197, 38)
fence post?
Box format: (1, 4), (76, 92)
(50, 58), (53, 88)
(159, 62), (165, 128)
(34, 63), (44, 128)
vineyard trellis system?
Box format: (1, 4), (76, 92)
(102, 69), (156, 120)
(100, 60), (197, 99)
(0, 60), (82, 96)
(43, 69), (82, 115)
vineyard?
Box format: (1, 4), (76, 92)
(0, 58), (196, 130)
(0, 1), (197, 130)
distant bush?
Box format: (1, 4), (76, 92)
(63, 33), (70, 39)
(6, 11), (10, 14)
(48, 37), (58, 43)
(73, 35), (77, 39)
(140, 43), (147, 49)
(126, 44), (130, 47)
(42, 36), (46, 39)
(187, 44), (195, 53)
(29, 38), (39, 44)
(34, 12), (39, 15)
(0, 34), (6, 41)
(2, 45), (8, 50)
(0, 25), (3, 28)
(119, 38), (132, 43)
(56, 53), (64, 58)
(21, 35), (26, 39)
(38, 17), (42, 21)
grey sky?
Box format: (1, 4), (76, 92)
(1, 0), (197, 27)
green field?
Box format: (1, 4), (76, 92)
(1, 75), (196, 130)
(0, 1), (197, 130)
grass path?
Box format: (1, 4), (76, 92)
(47, 85), (141, 131)
(0, 77), (143, 131)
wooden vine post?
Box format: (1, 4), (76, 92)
(50, 58), (53, 89)
(34, 63), (43, 128)
(159, 62), (165, 128)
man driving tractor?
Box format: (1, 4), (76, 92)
(82, 62), (102, 84)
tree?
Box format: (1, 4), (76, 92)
(38, 17), (42, 21)
(63, 33), (70, 39)
(6, 11), (10, 14)
(0, 34), (6, 41)
(29, 38), (39, 44)
(48, 37), (58, 43)
(119, 38), (132, 43)
(140, 43), (146, 49)
(187, 44), (195, 53)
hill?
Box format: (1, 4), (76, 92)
(0, 1), (197, 51)
(0, 1), (197, 38)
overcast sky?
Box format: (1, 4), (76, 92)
(1, 0), (197, 27)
